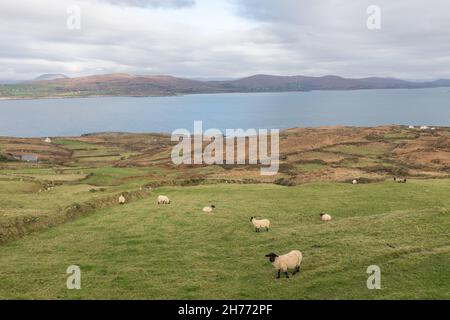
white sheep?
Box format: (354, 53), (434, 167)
(352, 179), (358, 185)
(250, 217), (271, 232)
(119, 195), (126, 205)
(203, 205), (216, 213)
(265, 250), (303, 279)
(157, 195), (171, 205)
(320, 213), (332, 221)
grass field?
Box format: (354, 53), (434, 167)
(1, 126), (450, 300)
(0, 181), (448, 299)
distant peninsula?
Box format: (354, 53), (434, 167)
(1, 73), (450, 100)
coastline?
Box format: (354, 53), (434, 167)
(1, 86), (449, 101)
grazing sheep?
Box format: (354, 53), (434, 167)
(320, 213), (332, 222)
(265, 250), (303, 279)
(250, 217), (271, 232)
(157, 195), (171, 205)
(203, 205), (216, 213)
(408, 125), (415, 129)
(119, 195), (126, 205)
(394, 177), (407, 183)
(352, 179), (358, 185)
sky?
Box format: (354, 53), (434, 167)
(0, 0), (449, 81)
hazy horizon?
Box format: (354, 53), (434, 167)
(2, 72), (450, 84)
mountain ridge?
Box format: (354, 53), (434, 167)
(33, 74), (69, 81)
(1, 73), (449, 99)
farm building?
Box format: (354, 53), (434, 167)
(20, 155), (38, 162)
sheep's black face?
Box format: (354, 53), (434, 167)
(211, 205), (216, 209)
(250, 217), (254, 222)
(265, 253), (278, 263)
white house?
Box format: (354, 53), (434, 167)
(44, 137), (52, 143)
(21, 154), (38, 162)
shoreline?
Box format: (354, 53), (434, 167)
(0, 86), (448, 102)
(0, 124), (445, 139)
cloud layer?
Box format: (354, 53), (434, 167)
(100, 0), (195, 8)
(0, 0), (449, 80)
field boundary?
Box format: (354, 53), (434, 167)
(0, 188), (151, 245)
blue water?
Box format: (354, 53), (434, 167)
(0, 88), (449, 137)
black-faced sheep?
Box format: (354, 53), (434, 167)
(320, 213), (332, 221)
(203, 205), (216, 213)
(265, 250), (303, 279)
(250, 217), (271, 232)
(394, 177), (407, 183)
(158, 195), (171, 205)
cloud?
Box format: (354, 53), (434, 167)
(0, 0), (449, 80)
(98, 0), (195, 8)
(230, 0), (450, 79)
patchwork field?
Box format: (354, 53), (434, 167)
(0, 126), (449, 299)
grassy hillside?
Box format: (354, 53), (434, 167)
(0, 182), (448, 299)
(1, 126), (449, 299)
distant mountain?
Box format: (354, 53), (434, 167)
(429, 79), (450, 87)
(34, 74), (69, 81)
(1, 73), (450, 99)
(215, 74), (428, 91)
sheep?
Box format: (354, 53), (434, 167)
(320, 213), (332, 221)
(119, 195), (126, 205)
(250, 217), (271, 232)
(265, 250), (303, 279)
(157, 195), (171, 205)
(352, 179), (358, 185)
(203, 205), (216, 213)
(394, 177), (407, 183)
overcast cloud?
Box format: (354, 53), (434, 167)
(100, 0), (195, 8)
(0, 0), (449, 80)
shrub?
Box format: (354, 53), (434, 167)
(274, 178), (296, 186)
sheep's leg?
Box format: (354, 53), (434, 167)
(277, 270), (281, 279)
(284, 272), (290, 279)
(293, 266), (300, 275)
(255, 227), (259, 233)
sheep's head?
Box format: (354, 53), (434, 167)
(319, 213), (325, 217)
(265, 253), (278, 263)
(211, 205), (216, 209)
(250, 217), (254, 222)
